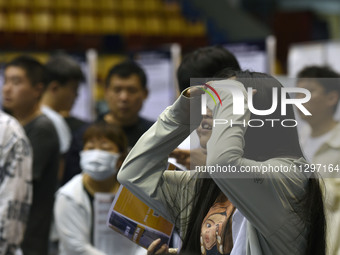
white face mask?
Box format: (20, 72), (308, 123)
(80, 149), (120, 181)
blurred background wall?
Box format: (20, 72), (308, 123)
(1, 0), (340, 120)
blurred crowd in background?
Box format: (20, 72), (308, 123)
(1, 0), (340, 255)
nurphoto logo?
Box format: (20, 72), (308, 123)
(199, 80), (312, 127)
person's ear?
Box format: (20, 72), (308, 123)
(48, 81), (60, 93)
(34, 83), (45, 100)
(104, 85), (110, 100)
(143, 88), (148, 100)
(116, 157), (124, 170)
(327, 91), (339, 109)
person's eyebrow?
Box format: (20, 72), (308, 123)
(6, 75), (22, 80)
(206, 219), (215, 224)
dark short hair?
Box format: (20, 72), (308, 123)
(105, 60), (147, 89)
(45, 55), (85, 86)
(297, 66), (340, 93)
(177, 46), (241, 92)
(83, 122), (128, 158)
(5, 55), (47, 89)
(297, 66), (340, 112)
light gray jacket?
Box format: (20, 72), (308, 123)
(55, 174), (146, 255)
(118, 80), (311, 255)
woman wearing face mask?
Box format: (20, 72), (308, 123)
(54, 122), (145, 255)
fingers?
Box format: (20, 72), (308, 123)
(170, 149), (190, 166)
(183, 86), (205, 98)
(168, 248), (178, 254)
(147, 239), (169, 255)
(147, 239), (161, 255)
(190, 86), (205, 97)
(184, 157), (191, 170)
(170, 149), (190, 158)
(155, 244), (169, 255)
(169, 148), (181, 157)
(170, 148), (191, 169)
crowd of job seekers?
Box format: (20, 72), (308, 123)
(1, 46), (340, 255)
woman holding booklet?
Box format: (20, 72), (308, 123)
(118, 70), (326, 255)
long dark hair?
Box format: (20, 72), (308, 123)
(180, 70), (325, 255)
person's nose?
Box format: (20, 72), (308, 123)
(2, 82), (11, 95)
(118, 90), (129, 101)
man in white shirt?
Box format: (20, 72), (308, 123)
(296, 65), (340, 255)
(41, 54), (85, 155)
(41, 54), (85, 183)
